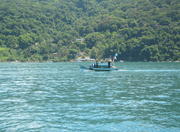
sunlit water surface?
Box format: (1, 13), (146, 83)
(0, 62), (180, 132)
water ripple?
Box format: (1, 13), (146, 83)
(0, 62), (180, 131)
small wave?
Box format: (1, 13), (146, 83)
(118, 69), (180, 72)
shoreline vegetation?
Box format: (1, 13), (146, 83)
(0, 57), (180, 63)
(0, 61), (180, 63)
(0, 0), (179, 62)
(0, 56), (179, 63)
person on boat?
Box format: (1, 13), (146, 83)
(95, 61), (98, 68)
(108, 61), (111, 68)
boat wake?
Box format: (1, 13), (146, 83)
(117, 69), (180, 72)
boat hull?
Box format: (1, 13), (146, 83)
(89, 67), (118, 71)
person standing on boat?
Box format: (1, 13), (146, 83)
(108, 61), (111, 68)
(112, 53), (118, 62)
(95, 61), (98, 68)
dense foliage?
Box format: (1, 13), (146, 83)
(0, 0), (179, 61)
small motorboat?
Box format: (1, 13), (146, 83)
(80, 61), (118, 71)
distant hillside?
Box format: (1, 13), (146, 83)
(0, 0), (179, 61)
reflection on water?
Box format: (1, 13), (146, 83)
(0, 62), (180, 132)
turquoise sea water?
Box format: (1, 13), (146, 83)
(0, 62), (180, 132)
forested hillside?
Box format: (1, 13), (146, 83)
(0, 0), (179, 61)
